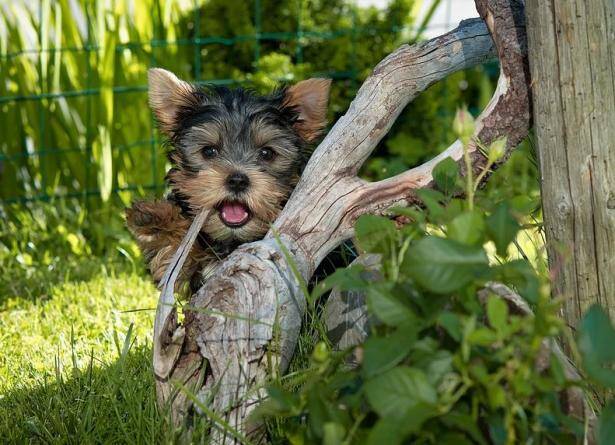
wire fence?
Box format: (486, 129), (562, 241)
(0, 0), (489, 205)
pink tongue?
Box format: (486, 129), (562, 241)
(221, 202), (249, 225)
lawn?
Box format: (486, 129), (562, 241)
(0, 200), (176, 443)
(0, 264), (164, 442)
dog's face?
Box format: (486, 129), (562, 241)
(148, 68), (331, 243)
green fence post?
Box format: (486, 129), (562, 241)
(193, 0), (202, 82)
(253, 0), (261, 68)
(149, 2), (159, 193)
(37, 0), (48, 201)
(84, 2), (94, 203)
(296, 0), (303, 65)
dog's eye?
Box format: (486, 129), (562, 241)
(202, 146), (218, 159)
(258, 147), (275, 162)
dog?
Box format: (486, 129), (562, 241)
(126, 68), (331, 293)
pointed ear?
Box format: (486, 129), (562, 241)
(148, 68), (199, 135)
(283, 78), (331, 142)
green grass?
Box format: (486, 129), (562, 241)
(0, 199), (176, 442)
(0, 265), (167, 443)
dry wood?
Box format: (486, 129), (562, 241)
(153, 208), (211, 417)
(152, 0), (531, 441)
(525, 0), (615, 328)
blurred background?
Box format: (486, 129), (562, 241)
(0, 1), (541, 439)
(1, 0), (533, 281)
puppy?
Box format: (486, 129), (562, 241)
(126, 68), (330, 293)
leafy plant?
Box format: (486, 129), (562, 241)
(254, 109), (613, 445)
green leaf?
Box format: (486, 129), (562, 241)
(355, 215), (398, 255)
(487, 295), (509, 334)
(255, 385), (300, 417)
(311, 264), (369, 300)
(433, 157), (459, 195)
(491, 260), (540, 304)
(367, 285), (417, 327)
(578, 305), (615, 388)
(448, 210), (485, 246)
(486, 202), (519, 256)
(468, 328), (498, 346)
(364, 367), (437, 420)
(438, 311), (462, 341)
(366, 419), (405, 445)
(486, 383), (507, 408)
(413, 350), (453, 386)
(441, 410), (489, 445)
(487, 414), (507, 445)
(362, 326), (418, 378)
(439, 433), (475, 445)
(403, 237), (489, 294)
(510, 194), (540, 214)
(307, 388), (328, 438)
(323, 422), (345, 445)
(416, 189), (446, 222)
(599, 400), (615, 445)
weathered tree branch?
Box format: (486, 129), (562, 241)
(152, 0), (530, 441)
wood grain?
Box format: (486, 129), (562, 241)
(526, 0), (615, 326)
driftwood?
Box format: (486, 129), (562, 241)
(152, 0), (530, 441)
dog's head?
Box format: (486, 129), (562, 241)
(148, 68), (331, 243)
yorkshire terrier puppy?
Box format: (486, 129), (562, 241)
(126, 68), (331, 293)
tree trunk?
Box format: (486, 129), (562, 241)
(526, 1), (615, 328)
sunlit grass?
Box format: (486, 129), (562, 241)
(0, 265), (165, 442)
(0, 271), (156, 390)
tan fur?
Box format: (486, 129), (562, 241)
(168, 166), (289, 242)
(125, 200), (214, 291)
(283, 78), (332, 142)
(148, 68), (200, 136)
(127, 166), (289, 294)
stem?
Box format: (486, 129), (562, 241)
(463, 138), (475, 210)
(474, 159), (494, 192)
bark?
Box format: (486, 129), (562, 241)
(152, 0), (531, 441)
(526, 0), (615, 327)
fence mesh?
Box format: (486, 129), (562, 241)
(0, 0), (490, 205)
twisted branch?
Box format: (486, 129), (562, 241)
(152, 1), (531, 441)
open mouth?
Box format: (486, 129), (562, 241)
(218, 201), (251, 227)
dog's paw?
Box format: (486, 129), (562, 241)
(125, 200), (184, 231)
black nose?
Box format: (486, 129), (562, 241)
(225, 172), (250, 193)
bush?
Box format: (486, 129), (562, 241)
(256, 112), (615, 445)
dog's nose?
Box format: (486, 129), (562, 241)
(226, 172), (250, 193)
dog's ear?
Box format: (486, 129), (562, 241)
(148, 68), (199, 135)
(283, 78), (331, 142)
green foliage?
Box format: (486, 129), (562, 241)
(578, 305), (615, 445)
(0, 199), (139, 301)
(1, 0), (506, 208)
(255, 133), (613, 444)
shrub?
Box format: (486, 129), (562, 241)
(257, 111), (614, 445)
